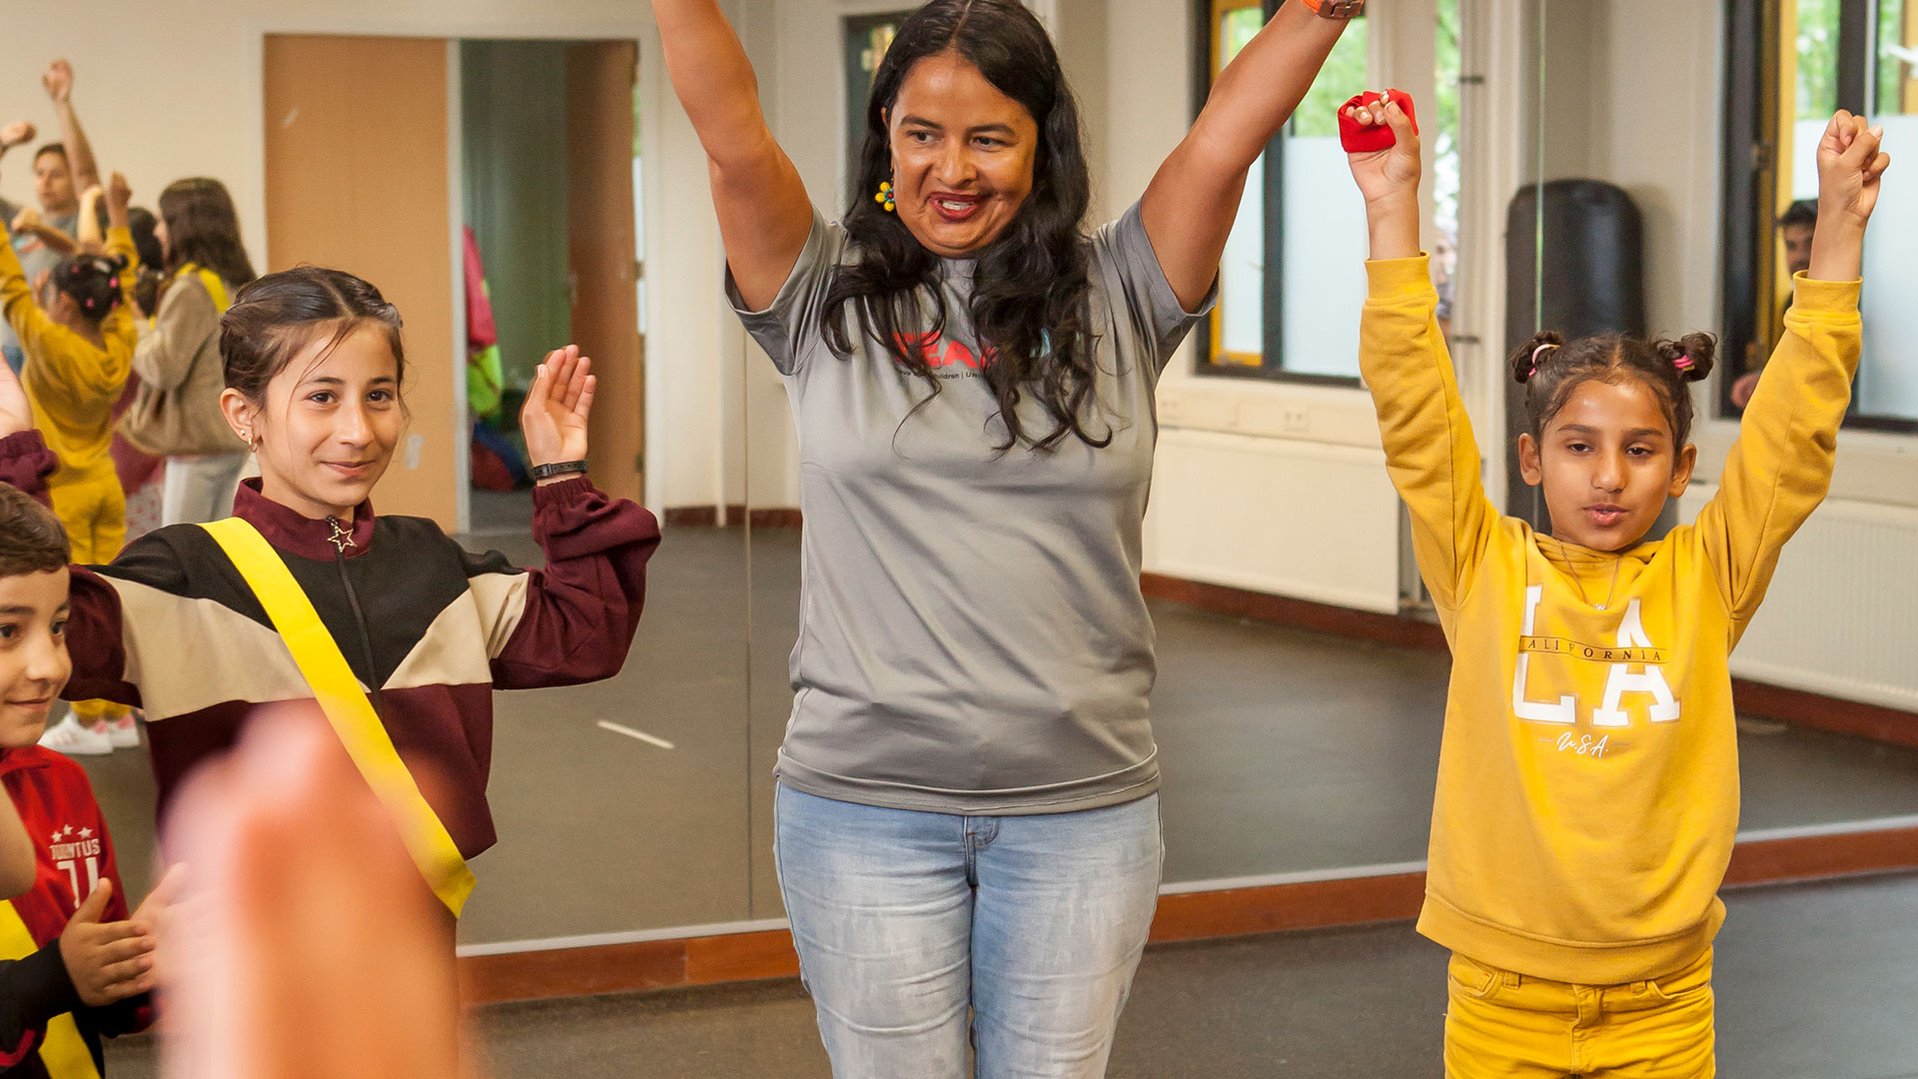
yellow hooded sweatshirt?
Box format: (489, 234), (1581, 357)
(1359, 255), (1860, 984)
(0, 224), (138, 492)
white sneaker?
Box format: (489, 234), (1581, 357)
(38, 714), (114, 756)
(106, 715), (142, 749)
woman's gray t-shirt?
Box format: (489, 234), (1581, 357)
(728, 202), (1211, 815)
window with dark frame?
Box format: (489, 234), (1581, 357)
(1721, 0), (1918, 432)
(1188, 2), (1468, 382)
(844, 12), (914, 207)
(1189, 1), (1377, 384)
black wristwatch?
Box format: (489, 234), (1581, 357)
(529, 459), (589, 481)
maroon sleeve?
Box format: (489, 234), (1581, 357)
(0, 430), (55, 503)
(60, 567), (140, 709)
(0, 432), (142, 709)
(483, 476), (661, 689)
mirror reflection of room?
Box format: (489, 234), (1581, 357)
(0, 1), (1912, 1077)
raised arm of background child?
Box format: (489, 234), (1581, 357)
(1143, 4), (1350, 310)
(650, 0), (813, 312)
(5, 206), (79, 257)
(1694, 110), (1884, 624)
(0, 798), (30, 897)
(1348, 98), (1496, 614)
(76, 184), (104, 248)
(42, 61), (100, 197)
(0, 220), (67, 358)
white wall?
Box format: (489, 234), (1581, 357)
(1538, 0), (1723, 348)
(0, 0), (734, 519)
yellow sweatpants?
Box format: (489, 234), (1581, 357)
(49, 469), (129, 727)
(1444, 949), (1715, 1078)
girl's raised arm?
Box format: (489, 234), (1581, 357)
(1348, 101), (1496, 613)
(1695, 111), (1885, 621)
(651, 0), (815, 310)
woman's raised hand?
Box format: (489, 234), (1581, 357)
(1343, 97), (1422, 207)
(520, 345), (596, 477)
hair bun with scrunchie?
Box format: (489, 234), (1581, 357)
(1656, 332), (1717, 383)
(1508, 330), (1565, 384)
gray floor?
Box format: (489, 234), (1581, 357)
(78, 504), (1918, 949)
(73, 494), (1918, 1075)
(103, 870), (1918, 1077)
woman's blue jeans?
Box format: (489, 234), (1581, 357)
(774, 783), (1164, 1078)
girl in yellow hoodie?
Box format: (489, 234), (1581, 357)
(1344, 98), (1886, 1077)
(0, 171), (139, 754)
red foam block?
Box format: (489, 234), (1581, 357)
(1338, 89), (1418, 153)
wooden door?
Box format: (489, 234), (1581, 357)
(566, 41), (645, 504)
(263, 34), (460, 529)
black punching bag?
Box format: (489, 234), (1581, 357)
(1504, 180), (1646, 532)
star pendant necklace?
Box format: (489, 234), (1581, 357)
(326, 516), (356, 555)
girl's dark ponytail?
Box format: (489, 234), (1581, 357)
(1654, 332), (1717, 383)
(1509, 330), (1565, 384)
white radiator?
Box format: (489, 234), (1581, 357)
(1681, 486), (1918, 712)
(1144, 429), (1403, 614)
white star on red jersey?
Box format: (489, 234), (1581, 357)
(77, 827), (92, 839)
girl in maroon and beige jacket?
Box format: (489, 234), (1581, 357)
(0, 264), (660, 876)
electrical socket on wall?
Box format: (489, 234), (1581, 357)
(405, 434), (424, 470)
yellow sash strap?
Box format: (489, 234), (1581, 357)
(175, 263), (231, 312)
(0, 901), (101, 1079)
(198, 518), (477, 915)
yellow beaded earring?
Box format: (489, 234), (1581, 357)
(874, 179), (896, 213)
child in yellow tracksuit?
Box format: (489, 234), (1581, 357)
(0, 173), (139, 750)
(1343, 99), (1885, 1076)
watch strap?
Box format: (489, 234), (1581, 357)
(529, 459), (589, 481)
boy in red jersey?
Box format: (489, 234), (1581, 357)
(0, 476), (160, 1076)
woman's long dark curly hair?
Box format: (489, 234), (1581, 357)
(823, 0), (1104, 452)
